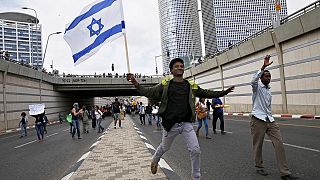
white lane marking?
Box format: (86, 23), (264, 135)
(134, 127), (139, 130)
(144, 142), (156, 151)
(139, 135), (147, 141)
(62, 128), (70, 132)
(159, 158), (174, 171)
(90, 141), (100, 149)
(14, 132), (58, 149)
(192, 125), (233, 134)
(61, 172), (74, 180)
(14, 140), (37, 149)
(136, 130), (142, 134)
(264, 139), (320, 153)
(46, 132), (58, 138)
(77, 151), (91, 163)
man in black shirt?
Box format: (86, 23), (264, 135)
(127, 58), (234, 180)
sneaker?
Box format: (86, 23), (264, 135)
(205, 136), (212, 139)
(221, 131), (226, 135)
(78, 137), (82, 139)
(256, 169), (268, 176)
(281, 174), (299, 180)
(114, 126), (116, 129)
(150, 161), (158, 174)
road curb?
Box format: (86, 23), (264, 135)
(224, 113), (318, 119)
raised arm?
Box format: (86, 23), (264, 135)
(126, 73), (162, 99)
(251, 55), (273, 88)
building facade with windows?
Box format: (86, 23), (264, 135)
(213, 0), (288, 51)
(0, 12), (42, 68)
(158, 0), (202, 74)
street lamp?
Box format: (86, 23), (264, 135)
(43, 32), (62, 68)
(154, 55), (162, 76)
(22, 7), (39, 68)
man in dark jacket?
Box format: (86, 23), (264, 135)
(127, 58), (234, 180)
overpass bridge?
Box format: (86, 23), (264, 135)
(53, 75), (160, 97)
(1, 1), (319, 131)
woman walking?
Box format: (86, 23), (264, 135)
(196, 98), (211, 139)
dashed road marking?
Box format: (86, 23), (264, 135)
(264, 139), (320, 153)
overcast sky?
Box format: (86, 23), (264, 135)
(0, 0), (317, 75)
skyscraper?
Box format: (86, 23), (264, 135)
(0, 12), (42, 68)
(200, 0), (218, 56)
(212, 0), (288, 51)
(158, 0), (202, 74)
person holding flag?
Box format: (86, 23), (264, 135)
(127, 58), (235, 180)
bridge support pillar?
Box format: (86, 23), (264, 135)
(271, 32), (288, 113)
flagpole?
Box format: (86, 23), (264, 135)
(123, 32), (131, 73)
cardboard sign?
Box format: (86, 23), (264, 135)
(29, 104), (45, 115)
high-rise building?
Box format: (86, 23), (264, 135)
(0, 12), (42, 68)
(200, 0), (218, 56)
(212, 0), (288, 51)
(158, 0), (202, 74)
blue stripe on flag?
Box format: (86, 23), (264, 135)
(72, 21), (124, 63)
(66, 0), (117, 32)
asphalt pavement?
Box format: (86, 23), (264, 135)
(0, 115), (319, 180)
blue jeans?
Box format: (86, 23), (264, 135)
(20, 123), (27, 137)
(72, 119), (81, 138)
(147, 114), (153, 125)
(35, 123), (44, 140)
(197, 117), (209, 136)
(97, 118), (104, 132)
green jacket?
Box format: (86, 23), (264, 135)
(136, 78), (226, 129)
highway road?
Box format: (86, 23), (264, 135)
(0, 119), (112, 180)
(131, 115), (320, 180)
(0, 115), (319, 180)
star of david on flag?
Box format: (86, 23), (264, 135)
(64, 0), (125, 65)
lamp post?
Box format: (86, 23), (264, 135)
(154, 55), (162, 77)
(22, 7), (39, 68)
(43, 31), (61, 67)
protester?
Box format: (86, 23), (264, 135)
(43, 112), (48, 134)
(33, 113), (44, 141)
(91, 106), (96, 129)
(206, 99), (211, 119)
(19, 112), (28, 137)
(112, 98), (121, 128)
(211, 98), (226, 135)
(127, 58), (234, 179)
(196, 97), (211, 139)
(81, 106), (90, 133)
(146, 103), (153, 125)
(250, 55), (298, 180)
(95, 106), (104, 133)
(71, 103), (82, 139)
(139, 102), (146, 125)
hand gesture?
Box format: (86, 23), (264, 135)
(126, 73), (138, 86)
(224, 86), (235, 95)
(263, 55), (273, 68)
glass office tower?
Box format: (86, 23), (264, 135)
(213, 0), (288, 51)
(158, 0), (202, 74)
(0, 12), (42, 68)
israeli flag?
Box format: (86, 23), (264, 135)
(64, 0), (125, 65)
